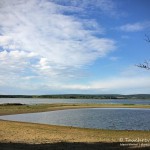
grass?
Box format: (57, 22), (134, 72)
(0, 103), (150, 149)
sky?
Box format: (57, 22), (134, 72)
(0, 0), (150, 95)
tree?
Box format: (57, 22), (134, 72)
(136, 34), (150, 70)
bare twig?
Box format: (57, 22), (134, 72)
(136, 34), (150, 70)
(136, 60), (150, 70)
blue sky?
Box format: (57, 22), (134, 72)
(0, 0), (150, 95)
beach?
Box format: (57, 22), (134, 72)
(0, 103), (150, 149)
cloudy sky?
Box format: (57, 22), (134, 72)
(0, 0), (150, 95)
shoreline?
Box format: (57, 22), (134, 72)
(1, 103), (150, 149)
(0, 120), (150, 149)
(0, 103), (150, 116)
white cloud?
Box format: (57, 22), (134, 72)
(59, 76), (150, 94)
(0, 50), (36, 80)
(0, 36), (12, 46)
(50, 0), (118, 16)
(119, 21), (150, 32)
(0, 0), (116, 87)
(54, 66), (150, 94)
(0, 1), (149, 95)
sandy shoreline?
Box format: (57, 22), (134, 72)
(0, 104), (150, 149)
(1, 120), (150, 149)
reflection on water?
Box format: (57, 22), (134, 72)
(0, 108), (150, 130)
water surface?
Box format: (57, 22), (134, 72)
(0, 108), (150, 130)
(0, 98), (150, 105)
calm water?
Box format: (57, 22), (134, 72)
(0, 98), (150, 105)
(0, 108), (150, 130)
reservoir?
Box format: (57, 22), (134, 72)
(0, 108), (150, 130)
(0, 98), (150, 105)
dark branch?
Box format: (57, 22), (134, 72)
(136, 34), (150, 70)
(136, 60), (150, 70)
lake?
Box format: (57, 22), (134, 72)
(0, 108), (150, 130)
(0, 98), (150, 105)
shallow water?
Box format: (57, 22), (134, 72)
(0, 108), (150, 130)
(0, 98), (150, 105)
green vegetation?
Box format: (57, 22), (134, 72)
(0, 94), (150, 99)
